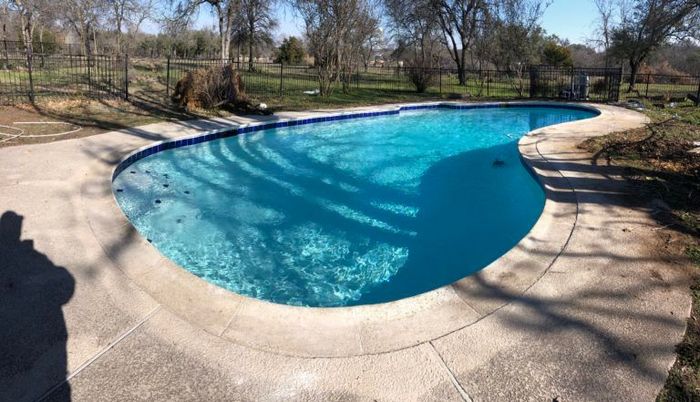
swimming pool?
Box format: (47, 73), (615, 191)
(113, 104), (597, 307)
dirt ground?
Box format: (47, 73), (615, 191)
(0, 105), (107, 147)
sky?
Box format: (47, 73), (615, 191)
(182, 0), (601, 45)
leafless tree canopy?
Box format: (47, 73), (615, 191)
(292, 0), (379, 95)
(596, 0), (700, 91)
(170, 0), (240, 60)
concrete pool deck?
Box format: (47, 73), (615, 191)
(0, 102), (693, 401)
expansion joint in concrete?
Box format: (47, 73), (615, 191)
(38, 306), (161, 401)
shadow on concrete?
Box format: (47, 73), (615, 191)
(0, 211), (74, 401)
(72, 107), (694, 397)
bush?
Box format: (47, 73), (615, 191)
(405, 67), (436, 93)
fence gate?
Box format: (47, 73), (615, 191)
(529, 66), (622, 102)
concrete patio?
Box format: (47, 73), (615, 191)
(0, 102), (693, 401)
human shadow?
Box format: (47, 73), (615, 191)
(0, 211), (74, 402)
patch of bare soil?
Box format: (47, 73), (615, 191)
(0, 105), (106, 147)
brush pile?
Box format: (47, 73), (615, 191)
(171, 64), (247, 110)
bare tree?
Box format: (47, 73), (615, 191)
(61, 0), (107, 57)
(608, 0), (700, 92)
(6, 0), (46, 55)
(384, 0), (441, 67)
(359, 25), (383, 71)
(240, 0), (277, 70)
(292, 0), (376, 96)
(171, 0), (240, 61)
(433, 0), (486, 85)
(110, 0), (154, 53)
(593, 0), (616, 67)
(384, 0), (442, 91)
(480, 0), (550, 96)
(6, 0), (41, 99)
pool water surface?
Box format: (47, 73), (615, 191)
(113, 105), (597, 307)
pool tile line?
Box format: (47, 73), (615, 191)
(112, 102), (600, 181)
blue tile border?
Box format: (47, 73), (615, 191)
(112, 102), (600, 181)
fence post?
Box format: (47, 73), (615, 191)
(26, 52), (34, 103)
(645, 74), (650, 98)
(279, 63), (283, 96)
(123, 54), (129, 101)
(439, 68), (442, 94)
(87, 54), (92, 98)
(166, 56), (171, 97)
(695, 78), (700, 106)
(486, 70), (490, 97)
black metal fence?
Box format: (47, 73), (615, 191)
(164, 59), (632, 103)
(0, 52), (698, 106)
(0, 54), (128, 104)
(623, 73), (700, 102)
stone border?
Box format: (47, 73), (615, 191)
(83, 101), (614, 358)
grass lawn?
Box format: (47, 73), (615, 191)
(580, 102), (700, 401)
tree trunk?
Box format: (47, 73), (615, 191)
(627, 60), (639, 93)
(458, 47), (467, 85)
(2, 23), (8, 70)
(93, 29), (98, 55)
(248, 34), (254, 71)
(20, 13), (34, 102)
(39, 26), (45, 67)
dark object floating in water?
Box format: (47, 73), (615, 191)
(130, 170), (136, 174)
(116, 188), (123, 192)
(155, 199), (161, 204)
(147, 238), (152, 243)
(176, 218), (182, 223)
(146, 170), (151, 173)
(492, 159), (506, 167)
(184, 190), (190, 194)
(163, 184), (169, 188)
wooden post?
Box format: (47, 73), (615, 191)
(695, 78), (700, 106)
(439, 67), (442, 94)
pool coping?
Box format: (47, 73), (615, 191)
(81, 101), (636, 358)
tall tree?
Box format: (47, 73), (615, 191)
(608, 0), (700, 92)
(7, 0), (48, 56)
(433, 0), (486, 85)
(359, 25), (383, 71)
(477, 0), (549, 96)
(110, 0), (154, 54)
(276, 36), (305, 64)
(240, 0), (277, 71)
(171, 0), (240, 61)
(385, 0), (442, 91)
(384, 0), (441, 68)
(61, 0), (106, 56)
(593, 0), (615, 67)
(292, 0), (376, 95)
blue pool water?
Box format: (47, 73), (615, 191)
(113, 106), (596, 307)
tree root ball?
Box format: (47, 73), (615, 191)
(171, 64), (247, 110)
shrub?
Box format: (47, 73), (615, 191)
(405, 66), (436, 93)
